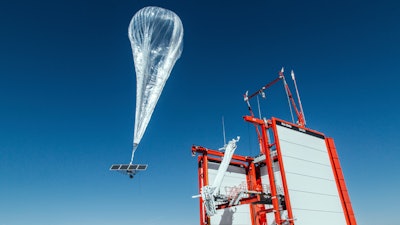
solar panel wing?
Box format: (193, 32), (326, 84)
(137, 165), (148, 170)
(110, 165), (121, 170)
(128, 164), (138, 170)
(120, 164), (129, 170)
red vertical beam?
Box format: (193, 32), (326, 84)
(197, 156), (205, 225)
(203, 153), (210, 225)
(326, 138), (357, 225)
(255, 165), (267, 225)
(260, 121), (283, 225)
(244, 116), (283, 224)
(271, 118), (295, 225)
(247, 162), (259, 225)
(252, 163), (268, 225)
(198, 153), (210, 225)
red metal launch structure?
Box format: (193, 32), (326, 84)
(192, 69), (357, 225)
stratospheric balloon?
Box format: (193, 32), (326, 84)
(128, 6), (184, 163)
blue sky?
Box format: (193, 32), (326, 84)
(1, 0), (399, 224)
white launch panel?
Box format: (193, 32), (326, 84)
(275, 121), (346, 225)
(207, 162), (251, 225)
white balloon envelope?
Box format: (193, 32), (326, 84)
(128, 6), (183, 162)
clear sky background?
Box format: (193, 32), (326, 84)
(1, 0), (399, 225)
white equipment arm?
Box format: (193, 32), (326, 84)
(212, 136), (240, 195)
(201, 137), (240, 216)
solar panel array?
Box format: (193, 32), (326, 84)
(110, 164), (148, 171)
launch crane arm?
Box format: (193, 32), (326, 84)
(244, 68), (306, 127)
(200, 137), (240, 216)
(211, 137), (240, 194)
(246, 76), (282, 101)
(280, 70), (305, 127)
(244, 76), (281, 118)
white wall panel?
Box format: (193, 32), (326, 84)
(276, 125), (326, 150)
(276, 123), (347, 225)
(289, 191), (344, 213)
(282, 156), (334, 180)
(279, 140), (331, 166)
(285, 173), (338, 196)
(211, 205), (251, 225)
(291, 210), (347, 225)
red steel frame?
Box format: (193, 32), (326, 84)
(326, 138), (357, 225)
(193, 116), (295, 225)
(271, 117), (357, 225)
(194, 69), (356, 224)
(197, 151), (209, 225)
(193, 117), (356, 225)
(243, 116), (291, 225)
(270, 118), (296, 225)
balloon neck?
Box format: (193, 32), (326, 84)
(130, 143), (139, 165)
